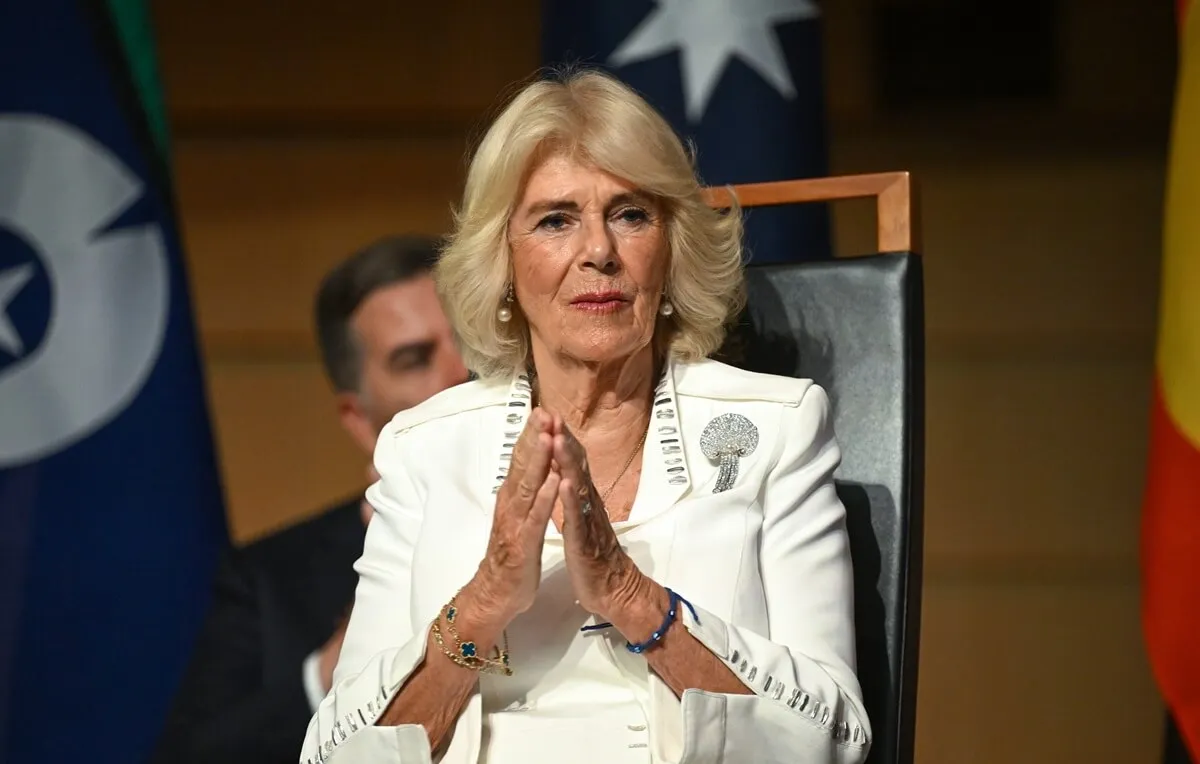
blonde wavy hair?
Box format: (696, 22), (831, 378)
(436, 68), (746, 381)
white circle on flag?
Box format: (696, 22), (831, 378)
(0, 114), (170, 467)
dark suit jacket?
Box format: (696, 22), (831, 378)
(153, 496), (366, 764)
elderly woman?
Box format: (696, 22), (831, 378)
(300, 69), (869, 764)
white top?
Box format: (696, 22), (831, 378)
(299, 358), (871, 764)
(302, 650), (326, 714)
(479, 540), (652, 763)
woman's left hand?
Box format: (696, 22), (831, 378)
(553, 424), (643, 620)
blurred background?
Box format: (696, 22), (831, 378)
(0, 0), (1183, 762)
(159, 1), (1175, 761)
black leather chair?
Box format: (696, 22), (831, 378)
(707, 173), (925, 764)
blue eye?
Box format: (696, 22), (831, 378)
(537, 213), (569, 231)
(616, 207), (650, 224)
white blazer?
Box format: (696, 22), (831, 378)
(300, 357), (871, 764)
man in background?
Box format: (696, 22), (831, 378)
(153, 235), (468, 763)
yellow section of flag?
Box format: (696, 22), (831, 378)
(1161, 1), (1200, 448)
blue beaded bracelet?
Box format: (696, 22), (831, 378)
(580, 587), (699, 654)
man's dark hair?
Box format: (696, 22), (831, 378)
(315, 235), (441, 392)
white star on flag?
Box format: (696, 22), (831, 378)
(0, 263), (34, 357)
(609, 0), (820, 123)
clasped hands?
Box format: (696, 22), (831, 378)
(474, 408), (652, 627)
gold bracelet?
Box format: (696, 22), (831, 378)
(431, 593), (512, 676)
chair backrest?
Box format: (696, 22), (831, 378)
(705, 173), (925, 764)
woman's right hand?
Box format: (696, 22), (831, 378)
(468, 407), (559, 625)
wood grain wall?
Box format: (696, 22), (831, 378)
(154, 1), (1172, 761)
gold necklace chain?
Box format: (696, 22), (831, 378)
(600, 429), (648, 504)
(530, 374), (649, 508)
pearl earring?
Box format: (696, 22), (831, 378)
(659, 299), (674, 317)
(498, 285), (514, 323)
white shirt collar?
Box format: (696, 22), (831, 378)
(491, 357), (693, 533)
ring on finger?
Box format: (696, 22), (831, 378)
(578, 486), (593, 515)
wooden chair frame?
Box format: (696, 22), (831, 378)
(701, 171), (922, 254)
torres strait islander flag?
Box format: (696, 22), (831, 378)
(1143, 1), (1200, 762)
(0, 1), (227, 762)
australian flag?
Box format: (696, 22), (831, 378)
(0, 1), (227, 762)
(542, 0), (832, 263)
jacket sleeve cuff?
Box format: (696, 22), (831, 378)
(678, 603), (870, 758)
(301, 624), (434, 763)
(303, 725), (431, 764)
(679, 691), (869, 764)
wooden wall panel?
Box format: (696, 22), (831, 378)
(833, 146), (1164, 353)
(914, 155), (1162, 350)
(206, 362), (364, 541)
(175, 135), (468, 357)
(157, 0), (540, 122)
(1061, 0), (1176, 116)
(925, 356), (1152, 572)
(818, 0), (877, 119)
(914, 580), (1160, 763)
